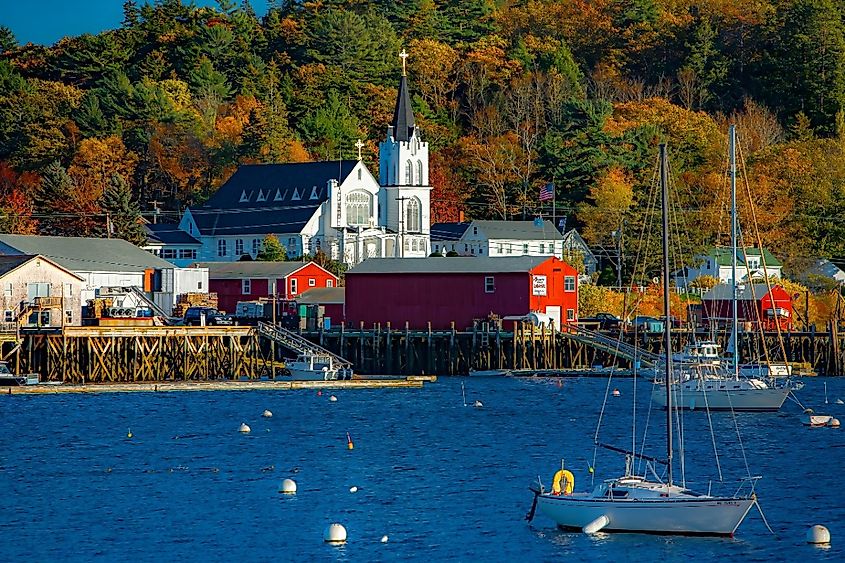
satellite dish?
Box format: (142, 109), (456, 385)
(652, 277), (659, 284)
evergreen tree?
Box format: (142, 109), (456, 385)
(298, 91), (360, 159)
(0, 26), (17, 53)
(256, 234), (287, 261)
(101, 173), (145, 245)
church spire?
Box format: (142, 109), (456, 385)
(391, 49), (416, 142)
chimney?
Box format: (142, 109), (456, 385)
(459, 210), (465, 223)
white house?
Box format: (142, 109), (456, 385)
(0, 234), (208, 315)
(677, 246), (783, 286)
(171, 62), (431, 267)
(431, 220), (565, 258)
(143, 223), (202, 268)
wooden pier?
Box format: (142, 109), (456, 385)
(3, 320), (845, 383)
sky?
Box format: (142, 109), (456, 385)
(2, 1), (270, 46)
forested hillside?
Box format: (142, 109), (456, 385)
(2, 0), (845, 275)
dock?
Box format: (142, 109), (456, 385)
(5, 375), (437, 394)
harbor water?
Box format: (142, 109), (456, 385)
(1, 377), (843, 561)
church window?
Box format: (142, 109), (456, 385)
(346, 191), (371, 227)
(235, 239), (244, 256)
(358, 169), (362, 180)
(405, 160), (413, 184)
(416, 160), (423, 185)
(406, 197), (421, 232)
(218, 239), (227, 257)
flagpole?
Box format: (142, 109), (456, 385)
(551, 182), (556, 235)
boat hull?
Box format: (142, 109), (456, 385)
(536, 494), (754, 536)
(651, 386), (789, 411)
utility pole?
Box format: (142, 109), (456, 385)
(149, 200), (162, 225)
(271, 281), (277, 379)
(396, 196), (411, 257)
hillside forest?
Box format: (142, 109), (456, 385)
(3, 0), (845, 286)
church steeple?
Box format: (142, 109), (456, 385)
(391, 49), (416, 142)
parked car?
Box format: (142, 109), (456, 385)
(631, 315), (664, 333)
(580, 312), (624, 331)
(184, 307), (235, 326)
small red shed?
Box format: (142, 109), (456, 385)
(193, 261), (338, 314)
(345, 256), (579, 330)
(701, 283), (793, 330)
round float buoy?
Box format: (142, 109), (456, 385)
(349, 486), (358, 493)
(329, 395), (338, 402)
(317, 390), (323, 396)
(238, 423), (251, 433)
(324, 523), (347, 544)
(262, 410), (273, 418)
(127, 428), (133, 438)
(473, 400), (483, 408)
(279, 478), (297, 494)
(381, 535), (389, 543)
(612, 389), (621, 397)
(829, 418), (841, 428)
(806, 525), (831, 545)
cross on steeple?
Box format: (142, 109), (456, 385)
(399, 49), (409, 76)
(354, 139), (365, 161)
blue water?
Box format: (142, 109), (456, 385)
(1, 377), (843, 562)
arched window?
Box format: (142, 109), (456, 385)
(406, 197), (422, 232)
(416, 160), (423, 185)
(405, 159), (413, 184)
(345, 191), (371, 227)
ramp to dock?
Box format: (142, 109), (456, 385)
(561, 325), (660, 368)
(257, 322), (352, 369)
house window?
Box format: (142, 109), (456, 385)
(564, 276), (576, 292)
(434, 244), (439, 253)
(217, 239), (228, 257)
(309, 278), (316, 287)
(4, 283), (12, 297)
(507, 244), (512, 254)
(65, 310), (73, 324)
(4, 310), (12, 322)
(197, 281), (202, 290)
(406, 197), (421, 232)
(242, 279), (251, 295)
(253, 238), (261, 255)
(179, 249), (196, 260)
(539, 243), (545, 253)
(473, 226), (478, 235)
(346, 190), (371, 227)
(291, 278), (298, 295)
(235, 239), (244, 256)
(327, 280), (333, 288)
(485, 276), (495, 293)
(268, 280), (276, 294)
(566, 309), (575, 321)
(523, 243), (529, 254)
(161, 248), (176, 259)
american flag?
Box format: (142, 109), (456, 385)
(539, 182), (554, 202)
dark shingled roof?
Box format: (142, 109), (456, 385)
(191, 161), (357, 236)
(347, 256), (552, 275)
(145, 223), (201, 245)
(391, 75), (416, 141)
(0, 255), (34, 277)
(430, 222), (471, 241)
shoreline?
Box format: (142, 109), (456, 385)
(3, 375), (437, 395)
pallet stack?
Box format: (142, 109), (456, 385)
(86, 298), (115, 319)
(172, 292), (219, 317)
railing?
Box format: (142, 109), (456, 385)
(562, 324), (661, 367)
(32, 296), (62, 308)
(257, 322), (352, 368)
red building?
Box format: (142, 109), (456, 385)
(345, 256), (578, 330)
(702, 283), (794, 330)
(193, 261), (338, 314)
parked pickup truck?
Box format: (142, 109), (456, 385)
(579, 312), (624, 331)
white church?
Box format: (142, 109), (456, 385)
(169, 56), (432, 267)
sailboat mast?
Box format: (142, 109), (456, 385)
(730, 125), (739, 379)
(660, 143), (673, 487)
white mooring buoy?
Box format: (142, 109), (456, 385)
(473, 400), (483, 408)
(381, 535), (389, 543)
(806, 524), (831, 545)
(329, 395), (338, 402)
(238, 423), (251, 433)
(262, 410), (273, 418)
(349, 486), (358, 493)
(279, 478), (297, 494)
(324, 523), (347, 544)
(829, 418), (841, 428)
(612, 389), (621, 397)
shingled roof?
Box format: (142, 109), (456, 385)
(191, 161), (357, 236)
(347, 256), (552, 275)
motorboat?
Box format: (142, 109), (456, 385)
(0, 361), (38, 386)
(284, 352), (353, 381)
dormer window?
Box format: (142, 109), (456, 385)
(310, 186), (319, 200)
(239, 190), (250, 202)
(256, 189), (266, 202)
(292, 188), (301, 201)
(274, 189), (283, 201)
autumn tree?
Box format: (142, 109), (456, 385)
(256, 234), (287, 261)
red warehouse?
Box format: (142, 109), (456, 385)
(345, 256), (578, 330)
(702, 283), (794, 331)
(193, 261), (338, 314)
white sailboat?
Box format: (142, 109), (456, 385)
(528, 143), (757, 536)
(650, 125), (790, 412)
